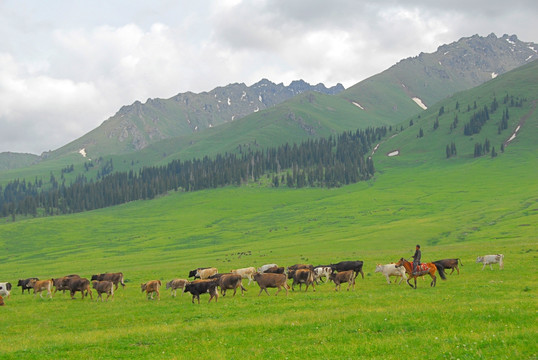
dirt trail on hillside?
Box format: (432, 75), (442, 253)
(504, 99), (536, 147)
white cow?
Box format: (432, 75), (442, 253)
(313, 266), (333, 283)
(231, 267), (257, 285)
(257, 264), (278, 273)
(476, 254), (504, 270)
(375, 264), (407, 284)
(0, 282), (12, 298)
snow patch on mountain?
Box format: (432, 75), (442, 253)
(412, 97), (427, 110)
(352, 102), (364, 110)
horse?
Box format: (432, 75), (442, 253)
(395, 258), (446, 289)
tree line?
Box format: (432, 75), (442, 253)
(0, 126), (386, 220)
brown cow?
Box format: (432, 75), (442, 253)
(290, 269), (316, 292)
(67, 278), (93, 300)
(0, 295), (4, 306)
(208, 273), (231, 280)
(287, 264), (314, 272)
(329, 270), (355, 291)
(53, 274), (81, 294)
(91, 273), (125, 290)
(92, 281), (114, 301)
(166, 279), (188, 297)
(184, 279), (219, 304)
(141, 280), (161, 300)
(28, 279), (54, 299)
(218, 274), (247, 297)
(253, 272), (290, 296)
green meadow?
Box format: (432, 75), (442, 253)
(0, 62), (537, 359)
(1, 138), (536, 358)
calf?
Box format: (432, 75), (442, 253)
(92, 281), (114, 301)
(17, 278), (39, 294)
(141, 280), (161, 300)
(68, 278), (93, 300)
(290, 269), (315, 292)
(476, 254), (504, 270)
(231, 267), (256, 285)
(166, 279), (188, 297)
(330, 260), (364, 279)
(196, 267), (218, 280)
(375, 263), (407, 284)
(257, 264), (278, 273)
(313, 266), (333, 283)
(184, 279), (219, 304)
(0, 295), (4, 306)
(28, 279), (54, 299)
(253, 272), (290, 296)
(91, 272), (125, 290)
(218, 274), (247, 297)
(264, 266), (285, 274)
(329, 270), (355, 291)
(433, 259), (463, 275)
(0, 282), (12, 299)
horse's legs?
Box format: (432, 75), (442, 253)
(430, 272), (436, 287)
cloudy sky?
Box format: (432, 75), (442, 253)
(1, 0), (536, 154)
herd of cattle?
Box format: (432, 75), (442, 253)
(0, 254), (504, 305)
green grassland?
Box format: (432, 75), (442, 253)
(0, 62), (537, 359)
(0, 134), (536, 358)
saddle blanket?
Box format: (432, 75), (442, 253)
(415, 263), (429, 272)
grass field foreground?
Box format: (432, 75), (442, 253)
(0, 138), (537, 358)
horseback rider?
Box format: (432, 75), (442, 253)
(412, 244), (421, 275)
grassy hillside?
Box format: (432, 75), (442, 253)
(0, 152), (39, 171)
(374, 60), (538, 166)
(0, 84), (536, 358)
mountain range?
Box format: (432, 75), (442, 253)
(0, 33), (537, 173)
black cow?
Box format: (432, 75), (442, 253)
(17, 278), (39, 294)
(330, 261), (364, 279)
(433, 259), (463, 275)
(184, 279), (219, 304)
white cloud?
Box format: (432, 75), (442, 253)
(0, 0), (537, 154)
